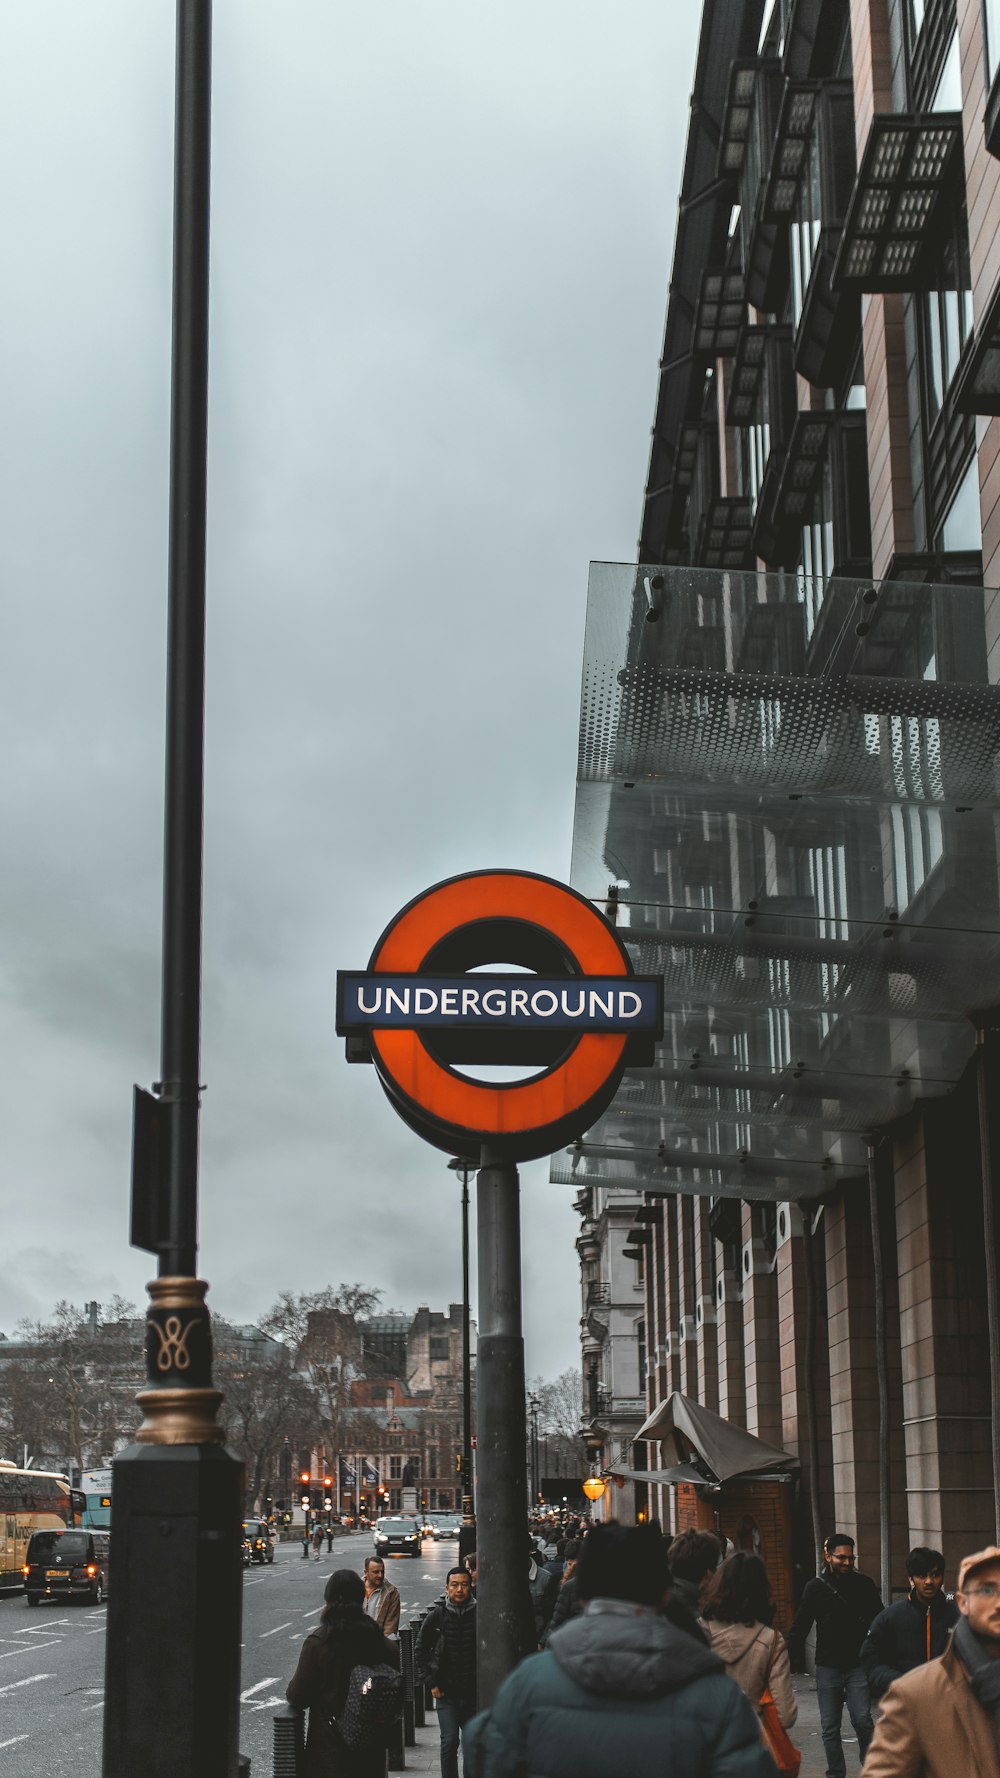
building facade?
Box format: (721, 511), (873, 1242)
(566, 0), (1000, 1591)
(300, 1302), (476, 1518)
(576, 1186), (647, 1523)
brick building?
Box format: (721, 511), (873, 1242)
(562, 0), (1000, 1597)
(300, 1303), (475, 1517)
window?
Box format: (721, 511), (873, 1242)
(636, 1320), (646, 1382)
(428, 1447), (438, 1478)
(389, 1456), (401, 1480)
(931, 30), (961, 109)
(939, 455), (982, 550)
(987, 0), (1000, 82)
(791, 126), (823, 326)
(797, 455), (835, 637)
(918, 232), (967, 419)
(389, 1489), (401, 1512)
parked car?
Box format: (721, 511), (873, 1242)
(23, 1529), (110, 1605)
(372, 1516), (422, 1557)
(242, 1519), (275, 1565)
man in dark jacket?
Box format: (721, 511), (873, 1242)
(416, 1566), (477, 1778)
(861, 1545), (959, 1698)
(788, 1531), (884, 1778)
(542, 1540), (584, 1645)
(527, 1540), (559, 1645)
(462, 1522), (775, 1778)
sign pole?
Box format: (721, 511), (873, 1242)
(104, 4), (244, 1773)
(475, 1147), (533, 1706)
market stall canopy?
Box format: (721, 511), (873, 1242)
(636, 1392), (797, 1481)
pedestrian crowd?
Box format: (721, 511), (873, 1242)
(281, 1511), (1000, 1777)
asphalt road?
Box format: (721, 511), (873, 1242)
(0, 1528), (458, 1777)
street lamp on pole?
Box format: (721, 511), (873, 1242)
(528, 1393), (541, 1507)
(448, 1156), (476, 1556)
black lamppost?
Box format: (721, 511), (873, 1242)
(528, 1393), (541, 1507)
(103, 5), (245, 1774)
(448, 1157), (476, 1556)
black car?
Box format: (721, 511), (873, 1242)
(24, 1529), (110, 1605)
(373, 1516), (422, 1557)
(242, 1519), (275, 1565)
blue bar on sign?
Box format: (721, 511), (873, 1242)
(336, 974), (661, 1033)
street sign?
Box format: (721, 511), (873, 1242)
(337, 868), (661, 1162)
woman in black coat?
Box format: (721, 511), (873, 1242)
(287, 1567), (398, 1777)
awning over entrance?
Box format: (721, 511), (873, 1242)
(633, 1392), (796, 1482)
(552, 563), (1000, 1201)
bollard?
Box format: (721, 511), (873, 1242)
(386, 1696), (406, 1772)
(272, 1703), (305, 1778)
(399, 1625), (416, 1747)
(410, 1619), (425, 1728)
(413, 1609), (435, 1713)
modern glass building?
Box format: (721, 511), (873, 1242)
(565, 0), (1000, 1587)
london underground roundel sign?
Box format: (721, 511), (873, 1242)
(336, 869), (662, 1163)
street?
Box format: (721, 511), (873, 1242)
(0, 1529), (457, 1776)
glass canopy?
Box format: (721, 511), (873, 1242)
(552, 563), (1000, 1201)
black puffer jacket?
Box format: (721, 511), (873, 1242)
(416, 1597), (478, 1700)
(861, 1591), (960, 1695)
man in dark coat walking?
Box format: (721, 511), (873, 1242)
(861, 1545), (959, 1698)
(462, 1522), (775, 1778)
(788, 1531), (883, 1778)
(416, 1566), (477, 1778)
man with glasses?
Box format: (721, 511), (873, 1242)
(861, 1546), (959, 1699)
(865, 1545), (1000, 1776)
(788, 1533), (883, 1777)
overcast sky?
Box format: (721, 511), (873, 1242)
(0, 2), (698, 1381)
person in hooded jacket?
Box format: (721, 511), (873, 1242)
(700, 1551), (797, 1731)
(461, 1522), (776, 1778)
(286, 1567), (399, 1778)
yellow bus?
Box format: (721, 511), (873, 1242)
(0, 1461), (83, 1594)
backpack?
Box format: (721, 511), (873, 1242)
(337, 1662), (403, 1750)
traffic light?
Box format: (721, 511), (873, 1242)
(300, 1494), (309, 1509)
(455, 1453), (461, 1473)
(323, 1477), (333, 1495)
(300, 1471), (310, 1486)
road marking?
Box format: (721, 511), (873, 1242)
(259, 1621), (293, 1638)
(0, 1641), (62, 1661)
(17, 1621), (69, 1633)
(0, 1673), (52, 1696)
(249, 1695), (285, 1710)
(240, 1678), (279, 1701)
(0, 1737), (29, 1750)
(301, 1606), (322, 1618)
(82, 1700), (105, 1712)
(243, 1575), (269, 1587)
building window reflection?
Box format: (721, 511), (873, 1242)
(791, 127), (823, 327)
(987, 0), (1000, 82)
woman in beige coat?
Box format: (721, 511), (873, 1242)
(700, 1552), (798, 1730)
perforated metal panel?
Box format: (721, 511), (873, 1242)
(557, 564), (1000, 1200)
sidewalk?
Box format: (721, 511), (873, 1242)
(795, 1672), (867, 1777)
(391, 1714), (446, 1774)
